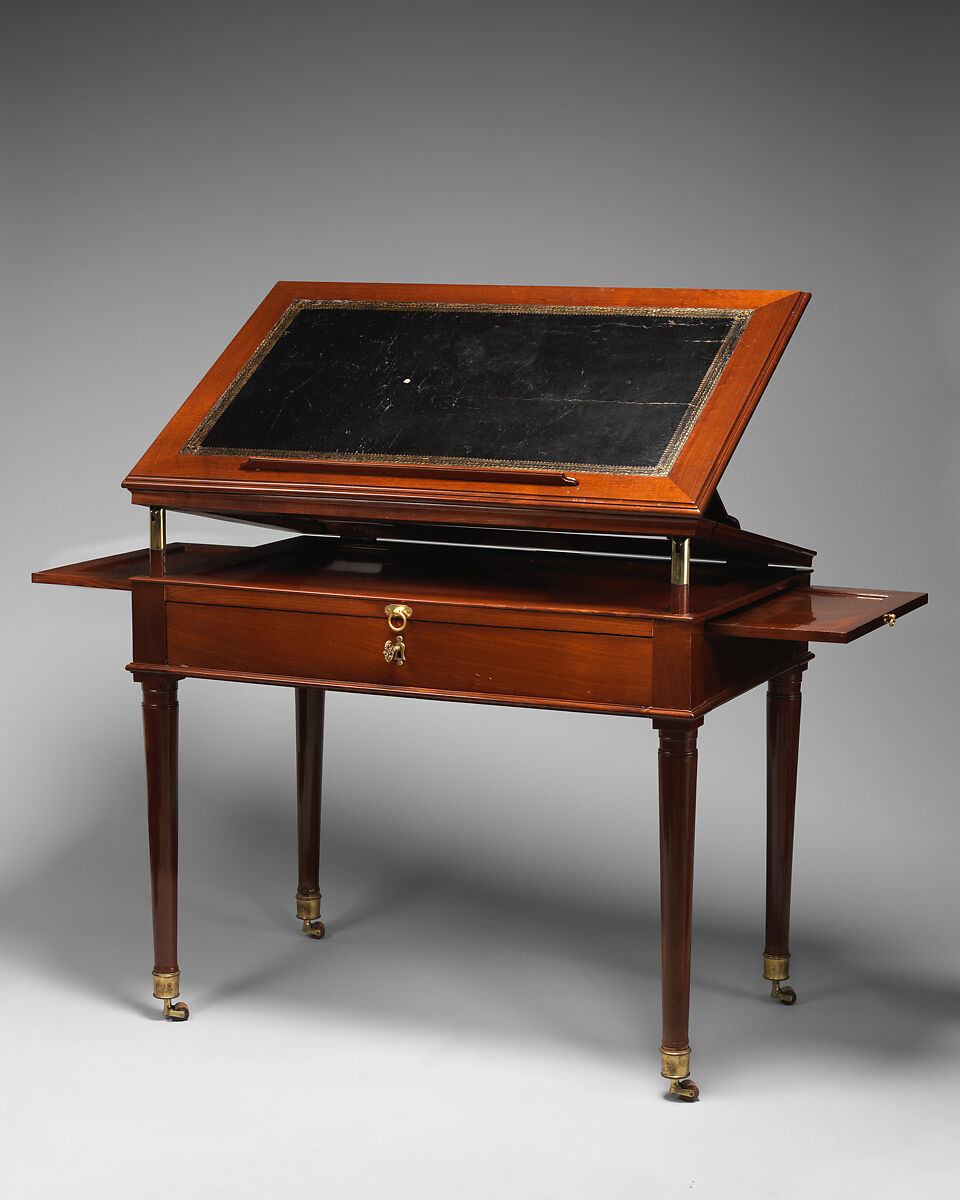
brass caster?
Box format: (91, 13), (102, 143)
(296, 892), (323, 938)
(153, 970), (188, 1020)
(668, 1077), (700, 1102)
(162, 998), (190, 1021)
(770, 980), (797, 1005)
(763, 953), (795, 1005)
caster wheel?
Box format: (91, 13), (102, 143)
(770, 979), (797, 1005)
(163, 999), (190, 1021)
(668, 1078), (700, 1102)
(303, 919), (326, 939)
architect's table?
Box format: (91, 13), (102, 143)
(34, 534), (927, 1100)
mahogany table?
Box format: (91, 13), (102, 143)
(33, 282), (927, 1099)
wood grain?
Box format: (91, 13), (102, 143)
(707, 585), (927, 643)
(296, 688), (324, 903)
(165, 602), (654, 709)
(655, 718), (702, 1056)
(766, 667), (805, 960)
(31, 544), (235, 590)
(139, 675), (181, 978)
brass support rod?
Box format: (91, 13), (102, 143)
(670, 537), (690, 586)
(149, 507), (166, 552)
(149, 507), (166, 577)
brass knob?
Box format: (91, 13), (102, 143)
(882, 612), (896, 627)
(385, 603), (412, 632)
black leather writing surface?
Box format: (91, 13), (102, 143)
(186, 303), (747, 474)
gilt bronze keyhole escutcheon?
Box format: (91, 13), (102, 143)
(384, 635), (406, 665)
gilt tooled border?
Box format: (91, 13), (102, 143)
(182, 300), (751, 476)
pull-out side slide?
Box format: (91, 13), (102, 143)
(707, 585), (927, 644)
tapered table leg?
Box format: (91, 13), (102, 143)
(141, 674), (189, 1020)
(654, 717), (702, 1101)
(764, 665), (805, 1005)
(295, 687), (326, 938)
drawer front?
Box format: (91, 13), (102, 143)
(166, 602), (653, 708)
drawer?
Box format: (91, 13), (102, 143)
(166, 601), (653, 708)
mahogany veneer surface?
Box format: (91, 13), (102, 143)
(135, 536), (807, 623)
(36, 537), (812, 621)
(707, 585), (927, 643)
(98, 537), (811, 717)
(166, 602), (654, 708)
(31, 544), (235, 590)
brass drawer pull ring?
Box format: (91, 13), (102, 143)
(385, 603), (412, 632)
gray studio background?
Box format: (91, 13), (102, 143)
(3, 3), (957, 1198)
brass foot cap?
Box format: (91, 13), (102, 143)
(296, 892), (323, 922)
(153, 970), (180, 1000)
(763, 952), (790, 982)
(660, 1047), (691, 1080)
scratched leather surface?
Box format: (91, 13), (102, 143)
(191, 305), (739, 473)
